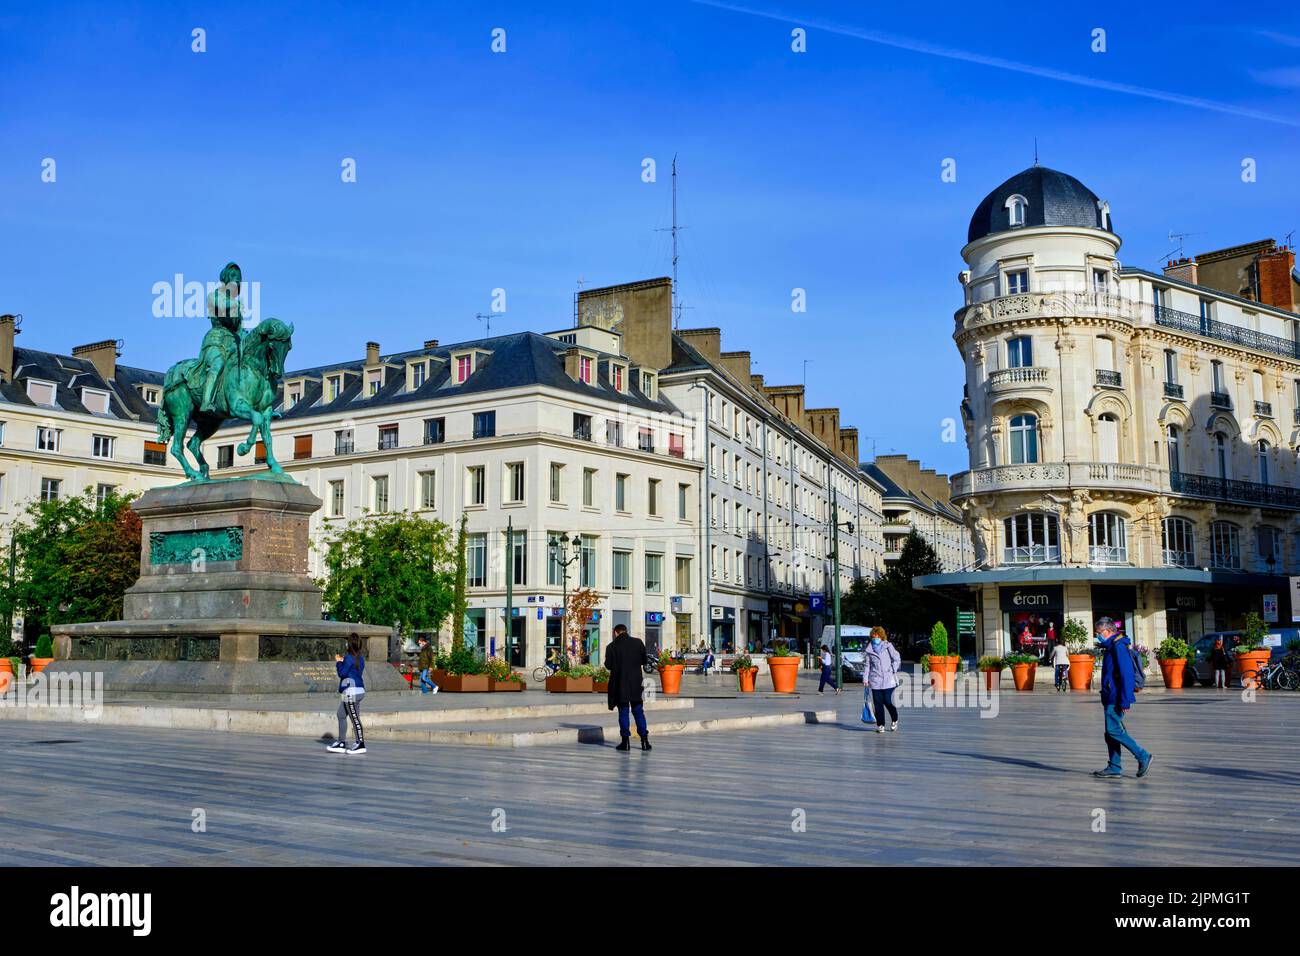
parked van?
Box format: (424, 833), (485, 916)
(1189, 628), (1298, 685)
(817, 624), (873, 683)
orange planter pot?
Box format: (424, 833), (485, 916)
(29, 658), (54, 674)
(736, 667), (758, 693)
(927, 655), (960, 692)
(546, 675), (594, 693)
(1010, 662), (1037, 691)
(767, 656), (801, 693)
(979, 668), (1001, 692)
(1158, 659), (1187, 689)
(489, 678), (524, 692)
(593, 681), (609, 693)
(1067, 654), (1095, 691)
(439, 673), (490, 692)
(659, 664), (685, 695)
(1235, 650), (1272, 688)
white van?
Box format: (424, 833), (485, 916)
(818, 624), (874, 683)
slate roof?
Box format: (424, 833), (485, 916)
(861, 462), (961, 522)
(1, 345), (165, 425)
(273, 331), (684, 421)
(967, 166), (1111, 244)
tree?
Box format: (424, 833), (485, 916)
(841, 576), (874, 626)
(317, 511), (456, 640)
(0, 488), (142, 641)
(451, 513), (468, 651)
(565, 587), (601, 663)
(843, 531), (954, 656)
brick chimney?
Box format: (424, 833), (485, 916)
(838, 427), (859, 462)
(0, 314), (19, 383)
(423, 338), (440, 349)
(366, 341), (380, 365)
(73, 339), (120, 382)
(1163, 258), (1199, 285)
(1257, 247), (1297, 312)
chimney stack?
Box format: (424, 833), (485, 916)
(424, 338), (440, 350)
(72, 339), (121, 382)
(1258, 247), (1298, 312)
(366, 341), (380, 365)
(0, 314), (19, 383)
(1163, 257), (1199, 285)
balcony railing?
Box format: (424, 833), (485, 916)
(952, 461), (1159, 498)
(1162, 549), (1195, 569)
(1153, 304), (1300, 360)
(1255, 401), (1273, 418)
(1088, 545), (1128, 565)
(1170, 470), (1300, 511)
(1210, 391), (1232, 409)
(1096, 369), (1122, 388)
(988, 366), (1049, 389)
(1003, 545), (1061, 565)
(1163, 381), (1184, 400)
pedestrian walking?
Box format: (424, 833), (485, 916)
(605, 623), (651, 752)
(1210, 637), (1230, 689)
(327, 634), (367, 755)
(416, 635), (439, 695)
(1051, 639), (1070, 692)
(861, 626), (901, 733)
(817, 643), (841, 694)
(1092, 617), (1152, 779)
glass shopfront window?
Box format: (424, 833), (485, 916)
(1000, 585), (1063, 660)
(1091, 585), (1137, 647)
(464, 608), (486, 658)
(1165, 589), (1205, 646)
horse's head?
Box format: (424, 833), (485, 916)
(249, 317), (294, 383)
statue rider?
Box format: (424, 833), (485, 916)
(199, 262), (244, 413)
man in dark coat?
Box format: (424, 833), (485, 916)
(605, 623), (651, 752)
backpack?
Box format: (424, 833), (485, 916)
(1128, 646), (1146, 691)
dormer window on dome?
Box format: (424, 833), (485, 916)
(1006, 194), (1028, 228)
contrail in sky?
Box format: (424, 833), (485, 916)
(690, 0), (1300, 128)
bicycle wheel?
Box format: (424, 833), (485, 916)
(531, 666), (548, 683)
(1277, 668), (1300, 691)
(1238, 669), (1260, 689)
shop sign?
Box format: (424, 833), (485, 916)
(646, 612), (666, 624)
(999, 585), (1063, 612)
(1263, 594), (1279, 624)
(810, 593), (825, 613)
(1165, 589), (1203, 612)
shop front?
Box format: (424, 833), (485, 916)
(1000, 584), (1063, 660)
(1091, 585), (1136, 644)
(747, 610), (765, 650)
(1164, 588), (1206, 645)
(645, 611), (666, 656)
(710, 606), (736, 653)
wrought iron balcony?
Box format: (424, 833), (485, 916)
(1255, 401), (1273, 418)
(1170, 470), (1300, 511)
(1096, 369), (1123, 388)
(1163, 381), (1184, 400)
(1210, 391), (1232, 409)
(1153, 304), (1300, 360)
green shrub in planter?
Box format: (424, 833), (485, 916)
(34, 634), (55, 658)
(1062, 617), (1091, 653)
(929, 622), (949, 657)
(977, 655), (1005, 671)
(1238, 612), (1268, 653)
(1003, 653), (1040, 666)
(1156, 637), (1190, 662)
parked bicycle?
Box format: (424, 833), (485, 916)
(1238, 660), (1300, 691)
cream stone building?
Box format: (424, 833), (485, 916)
(862, 456), (969, 573)
(917, 166), (1300, 660)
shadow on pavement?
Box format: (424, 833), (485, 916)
(939, 750), (1072, 773)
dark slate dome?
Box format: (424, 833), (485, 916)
(967, 166), (1112, 243)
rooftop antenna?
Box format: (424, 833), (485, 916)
(1162, 230), (1201, 263)
(1033, 138), (1039, 166)
(656, 154), (688, 328)
(475, 312), (495, 337)
(1285, 230), (1295, 251)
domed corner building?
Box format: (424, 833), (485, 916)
(914, 164), (1300, 671)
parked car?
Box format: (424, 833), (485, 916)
(1189, 629), (1297, 685)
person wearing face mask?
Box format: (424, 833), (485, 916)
(860, 626), (901, 733)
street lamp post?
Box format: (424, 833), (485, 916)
(829, 494), (855, 688)
(549, 532), (583, 665)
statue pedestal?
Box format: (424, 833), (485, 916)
(51, 478), (401, 694)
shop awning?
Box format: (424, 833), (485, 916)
(913, 567), (1291, 590)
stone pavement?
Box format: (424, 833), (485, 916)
(2, 683), (1298, 865)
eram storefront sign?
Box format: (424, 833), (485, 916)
(998, 586), (1063, 612)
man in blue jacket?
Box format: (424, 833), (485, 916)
(1092, 617), (1152, 778)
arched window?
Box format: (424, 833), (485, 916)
(1258, 439), (1270, 486)
(1097, 413), (1120, 461)
(1162, 517), (1195, 567)
(1166, 424), (1181, 474)
(1215, 432), (1229, 481)
(1006, 194), (1028, 227)
(1008, 414), (1039, 464)
(1088, 512), (1128, 564)
(1210, 521), (1241, 569)
(1003, 513), (1060, 565)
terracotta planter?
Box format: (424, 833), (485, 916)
(593, 681), (609, 693)
(767, 655), (800, 693)
(1010, 661), (1037, 691)
(429, 668), (449, 687)
(1234, 650), (1272, 688)
(659, 664), (686, 695)
(546, 675), (594, 693)
(979, 668), (1001, 692)
(1158, 658), (1188, 689)
(927, 655), (960, 692)
(489, 678), (524, 692)
(1067, 654), (1095, 691)
(736, 666), (758, 693)
(436, 673), (489, 692)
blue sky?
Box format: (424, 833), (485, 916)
(3, 1), (1300, 473)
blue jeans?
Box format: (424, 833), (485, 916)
(1103, 703), (1148, 772)
(1054, 664), (1068, 688)
(419, 668), (437, 693)
(818, 664), (838, 691)
(617, 702), (648, 738)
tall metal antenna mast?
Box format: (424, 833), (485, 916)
(656, 154), (688, 328)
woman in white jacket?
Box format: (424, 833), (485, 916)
(862, 627), (902, 733)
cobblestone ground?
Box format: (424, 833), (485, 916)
(1, 688), (1297, 865)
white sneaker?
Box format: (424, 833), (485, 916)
(889, 722), (898, 732)
(875, 726), (885, 734)
(326, 741), (347, 754)
(347, 743), (367, 755)
(430, 684), (440, 694)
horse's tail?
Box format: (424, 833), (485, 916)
(156, 394), (173, 444)
(156, 364), (188, 444)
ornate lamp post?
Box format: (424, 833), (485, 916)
(548, 532), (583, 666)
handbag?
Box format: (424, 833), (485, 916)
(860, 699), (873, 724)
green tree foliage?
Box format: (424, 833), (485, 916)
(318, 511), (456, 638)
(0, 488), (142, 635)
(839, 531), (956, 654)
(451, 513), (468, 651)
